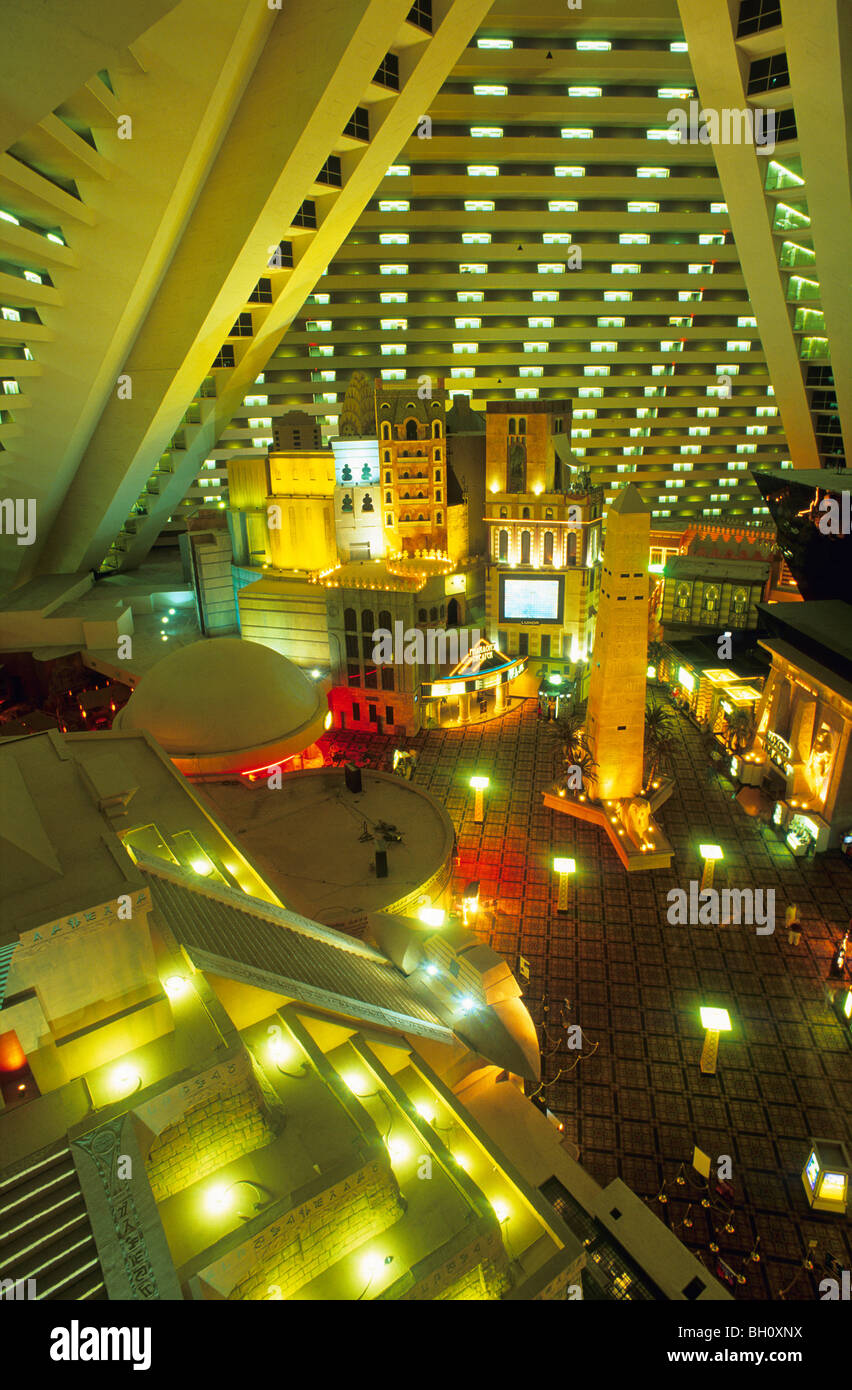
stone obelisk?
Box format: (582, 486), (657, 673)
(584, 483), (650, 802)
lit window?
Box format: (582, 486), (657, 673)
(569, 86), (602, 98)
(619, 233), (649, 244)
(380, 291), (407, 303)
(658, 87), (693, 100)
(561, 128), (593, 139)
(457, 290), (484, 302)
(386, 164), (410, 176)
(598, 316), (624, 327)
(248, 417), (272, 429)
(245, 395), (268, 406)
(555, 165), (584, 177)
(611, 263), (640, 274)
(1, 307), (21, 321)
(532, 290), (559, 302)
(697, 407), (718, 418)
(477, 38), (513, 49)
(628, 201), (658, 213)
(577, 40), (611, 51)
(578, 386), (603, 398)
(537, 263), (565, 274)
(452, 342), (477, 354)
(473, 84), (508, 96)
(519, 366), (543, 377)
(23, 271), (42, 284)
(0, 210), (21, 225)
(689, 264), (713, 275)
(637, 167), (669, 179)
(727, 340), (751, 352)
(381, 368), (404, 379)
(738, 316), (757, 328)
(462, 231), (491, 244)
(2, 379), (20, 394)
(670, 41), (688, 52)
(381, 343), (406, 355)
(591, 340), (616, 353)
(380, 318), (408, 330)
(380, 263), (407, 275)
(549, 200), (578, 213)
(465, 200), (494, 212)
(584, 365), (609, 376)
(516, 388), (539, 399)
(379, 200), (409, 212)
(528, 316), (553, 328)
(710, 202), (728, 213)
(459, 263), (488, 274)
(379, 232), (409, 244)
(454, 316), (480, 329)
(470, 126), (503, 138)
(450, 367), (474, 378)
(604, 290), (632, 302)
(647, 129), (678, 142)
(523, 342), (547, 353)
(467, 165), (499, 177)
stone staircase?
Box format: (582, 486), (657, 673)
(0, 1143), (106, 1300)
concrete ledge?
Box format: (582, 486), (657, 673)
(543, 792), (674, 871)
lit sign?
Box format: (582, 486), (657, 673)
(501, 576), (563, 623)
(765, 730), (792, 771)
(819, 1171), (847, 1201)
(678, 666), (695, 693)
(805, 1151), (819, 1191)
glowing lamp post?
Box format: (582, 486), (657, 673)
(699, 843), (723, 892)
(553, 857), (576, 912)
(699, 1006), (731, 1075)
(470, 774), (490, 824)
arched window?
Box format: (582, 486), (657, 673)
(509, 417), (516, 435)
(545, 507), (553, 520)
(361, 609), (374, 631)
(381, 422), (391, 440)
(385, 491), (393, 504)
(521, 531), (531, 565)
(405, 418), (418, 440)
(434, 448), (442, 461)
(566, 532), (577, 565)
(675, 582), (691, 612)
(429, 606), (438, 621)
(702, 585), (720, 615)
(522, 506), (531, 519)
(432, 420), (442, 437)
(499, 507), (508, 518)
(498, 528), (508, 561)
(732, 587), (748, 615)
(379, 610), (392, 629)
(418, 608), (427, 623)
(384, 451), (391, 463)
(518, 417), (526, 435)
(344, 608), (357, 630)
(543, 531), (554, 565)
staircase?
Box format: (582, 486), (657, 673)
(0, 1144), (106, 1300)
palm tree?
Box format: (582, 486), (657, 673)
(548, 707), (598, 795)
(723, 707), (756, 754)
(645, 732), (677, 790)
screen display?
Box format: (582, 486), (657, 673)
(500, 575), (563, 624)
(805, 1151), (819, 1190)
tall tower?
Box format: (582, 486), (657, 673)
(585, 484), (650, 802)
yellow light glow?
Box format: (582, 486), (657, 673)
(205, 1183), (233, 1215)
(699, 844), (724, 861)
(553, 857), (576, 874)
(386, 1138), (409, 1164)
(191, 856), (214, 875)
(268, 1034), (292, 1065)
(453, 1152), (471, 1171)
(324, 711), (333, 730)
(111, 1065), (140, 1095)
(700, 1007), (731, 1031)
(492, 1199), (510, 1223)
(470, 775), (490, 790)
(843, 992), (852, 1020)
(361, 1253), (386, 1280)
(343, 1072), (370, 1096)
(163, 975), (188, 999)
(415, 1102), (435, 1123)
(418, 906), (446, 929)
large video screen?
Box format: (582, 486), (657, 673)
(499, 574), (564, 624)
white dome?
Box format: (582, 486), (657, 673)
(116, 638), (327, 774)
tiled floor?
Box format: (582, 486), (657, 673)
(318, 700), (852, 1301)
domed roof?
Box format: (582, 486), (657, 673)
(116, 638), (328, 773)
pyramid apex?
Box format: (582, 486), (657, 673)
(608, 482), (648, 516)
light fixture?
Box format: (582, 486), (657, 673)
(111, 1065), (141, 1096)
(470, 774), (489, 823)
(699, 1007), (732, 1075)
(492, 1199), (510, 1223)
(553, 857), (576, 911)
(343, 1072), (370, 1096)
(415, 1101), (435, 1123)
(190, 856), (214, 875)
(699, 843), (723, 891)
(386, 1138), (409, 1163)
(418, 906), (446, 929)
(163, 975), (188, 999)
(204, 1183), (234, 1215)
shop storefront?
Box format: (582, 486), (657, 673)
(422, 640), (525, 727)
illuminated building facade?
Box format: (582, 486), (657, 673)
(484, 400), (603, 664)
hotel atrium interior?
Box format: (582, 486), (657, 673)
(0, 0), (850, 1333)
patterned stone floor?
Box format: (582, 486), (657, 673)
(318, 700), (852, 1301)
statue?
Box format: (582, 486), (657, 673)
(621, 796), (651, 847)
(507, 439), (526, 492)
(341, 493), (353, 513)
(361, 494), (374, 512)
